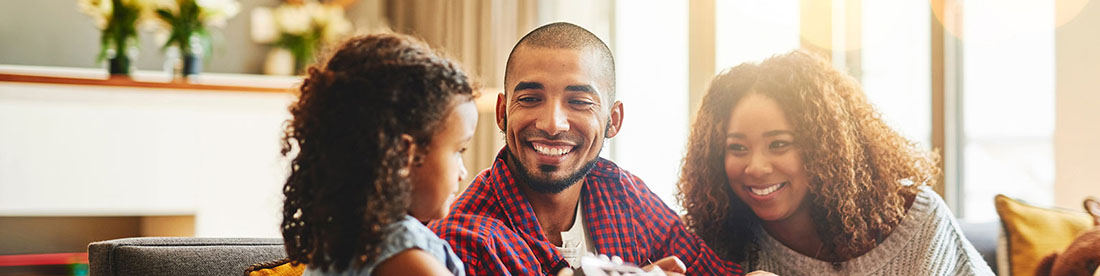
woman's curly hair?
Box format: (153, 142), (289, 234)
(280, 33), (475, 272)
(677, 50), (941, 264)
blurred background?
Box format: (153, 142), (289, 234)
(1, 0), (1097, 273)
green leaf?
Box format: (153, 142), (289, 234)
(156, 9), (176, 22)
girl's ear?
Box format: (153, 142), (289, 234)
(1085, 197), (1100, 227)
(400, 134), (417, 174)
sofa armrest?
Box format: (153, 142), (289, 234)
(88, 237), (286, 276)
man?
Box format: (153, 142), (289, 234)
(429, 22), (744, 276)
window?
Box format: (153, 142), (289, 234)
(612, 0), (690, 210)
(860, 0), (932, 147)
(715, 0), (800, 70)
(959, 0), (1055, 220)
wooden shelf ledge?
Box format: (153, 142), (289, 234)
(0, 64), (301, 94)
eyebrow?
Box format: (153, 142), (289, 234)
(726, 130), (796, 139)
(763, 130), (795, 137)
(565, 85), (597, 95)
(513, 81), (542, 92)
(513, 82), (599, 96)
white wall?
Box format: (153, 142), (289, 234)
(1054, 0), (1100, 210)
(0, 73), (296, 237)
(0, 0), (280, 74)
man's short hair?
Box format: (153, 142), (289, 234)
(504, 22), (616, 102)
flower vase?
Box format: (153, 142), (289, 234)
(182, 53), (202, 77)
(108, 55), (131, 76)
(180, 34), (206, 78)
(107, 44), (137, 78)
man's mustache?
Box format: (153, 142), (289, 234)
(518, 128), (583, 144)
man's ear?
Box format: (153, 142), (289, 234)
(604, 101), (624, 138)
(495, 93), (507, 132)
(1084, 197), (1100, 227)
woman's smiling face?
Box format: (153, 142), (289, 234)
(724, 93), (812, 222)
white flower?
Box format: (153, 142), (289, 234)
(319, 6), (351, 42)
(197, 0), (240, 27)
(78, 0), (112, 29)
(270, 0), (351, 39)
(121, 0), (158, 10)
(78, 0), (160, 30)
(307, 2), (330, 26)
(310, 4), (350, 42)
(273, 3), (312, 35)
(250, 7), (278, 43)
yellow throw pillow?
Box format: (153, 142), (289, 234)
(244, 258), (305, 276)
(995, 194), (1093, 276)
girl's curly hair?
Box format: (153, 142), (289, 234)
(280, 33), (475, 272)
(677, 50), (940, 264)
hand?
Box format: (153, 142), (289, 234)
(557, 267), (574, 276)
(746, 270), (778, 276)
(642, 256), (686, 276)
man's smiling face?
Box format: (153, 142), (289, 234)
(497, 46), (622, 194)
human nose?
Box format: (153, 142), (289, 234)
(744, 151), (773, 179)
(535, 101), (570, 135)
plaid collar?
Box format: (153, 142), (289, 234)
(484, 147), (649, 266)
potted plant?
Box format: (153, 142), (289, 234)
(154, 0), (240, 78)
(79, 0), (155, 77)
(266, 0), (352, 75)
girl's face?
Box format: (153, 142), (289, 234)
(724, 93), (812, 222)
(408, 100), (478, 222)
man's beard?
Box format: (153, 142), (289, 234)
(502, 118), (610, 194)
(508, 149), (599, 194)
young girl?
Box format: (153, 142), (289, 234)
(678, 50), (993, 275)
(280, 33), (477, 276)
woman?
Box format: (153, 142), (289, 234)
(678, 50), (993, 275)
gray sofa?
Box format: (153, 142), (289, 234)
(959, 221), (1001, 273)
(88, 237), (286, 276)
(88, 222), (1001, 275)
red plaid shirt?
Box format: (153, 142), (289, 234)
(429, 148), (744, 275)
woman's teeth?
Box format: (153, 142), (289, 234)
(533, 144), (573, 156)
(750, 182), (786, 196)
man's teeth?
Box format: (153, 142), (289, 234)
(750, 182), (785, 196)
(533, 144), (572, 156)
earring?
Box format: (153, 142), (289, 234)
(398, 167), (410, 177)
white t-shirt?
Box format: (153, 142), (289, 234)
(557, 200), (597, 267)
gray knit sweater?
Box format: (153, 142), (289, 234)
(747, 187), (995, 276)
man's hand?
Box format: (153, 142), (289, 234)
(642, 256), (686, 276)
